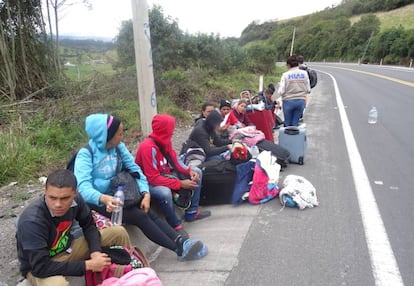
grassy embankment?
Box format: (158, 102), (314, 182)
(349, 3), (414, 30)
(0, 47), (280, 188)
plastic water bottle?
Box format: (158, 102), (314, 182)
(250, 145), (259, 158)
(368, 106), (378, 124)
(111, 186), (124, 226)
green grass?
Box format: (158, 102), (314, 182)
(377, 3), (414, 31)
(0, 128), (55, 185)
(63, 63), (116, 81)
(12, 191), (32, 203)
(0, 56), (284, 186)
(350, 3), (414, 31)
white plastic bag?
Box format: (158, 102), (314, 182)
(279, 175), (319, 209)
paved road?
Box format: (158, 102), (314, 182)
(149, 63), (414, 286)
(18, 63), (414, 286)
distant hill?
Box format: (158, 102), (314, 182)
(253, 2), (414, 35)
(59, 37), (116, 52)
(350, 3), (414, 31)
(60, 34), (114, 42)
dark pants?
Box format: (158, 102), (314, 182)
(89, 204), (179, 252)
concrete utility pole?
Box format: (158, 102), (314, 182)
(290, 27), (296, 56)
(360, 31), (374, 65)
(131, 0), (157, 137)
(259, 75), (264, 92)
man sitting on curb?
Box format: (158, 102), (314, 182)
(16, 169), (132, 286)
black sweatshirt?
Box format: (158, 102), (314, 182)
(16, 194), (101, 278)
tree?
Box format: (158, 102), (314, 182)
(115, 20), (135, 69)
(148, 5), (184, 73)
(372, 26), (409, 64)
(406, 29), (414, 59)
(43, 0), (92, 78)
(348, 14), (380, 59)
(0, 0), (55, 101)
(182, 33), (223, 70)
(243, 42), (277, 74)
(219, 39), (246, 73)
(115, 5), (184, 75)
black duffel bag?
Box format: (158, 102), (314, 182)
(199, 160), (237, 205)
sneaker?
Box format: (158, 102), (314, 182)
(241, 191), (249, 201)
(174, 224), (189, 240)
(184, 209), (211, 222)
(177, 238), (208, 262)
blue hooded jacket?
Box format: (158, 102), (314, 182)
(74, 113), (149, 206)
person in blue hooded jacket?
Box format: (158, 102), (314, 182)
(74, 113), (208, 262)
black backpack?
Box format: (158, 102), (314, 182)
(300, 65), (318, 88)
(66, 144), (92, 172)
(308, 68), (318, 88)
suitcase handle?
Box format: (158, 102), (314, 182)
(284, 126), (300, 135)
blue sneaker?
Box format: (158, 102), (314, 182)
(184, 209), (211, 222)
(177, 238), (208, 261)
(193, 244), (208, 260)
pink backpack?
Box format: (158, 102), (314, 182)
(99, 268), (163, 286)
(230, 127), (265, 147)
(85, 246), (150, 286)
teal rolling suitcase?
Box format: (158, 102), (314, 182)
(278, 126), (307, 165)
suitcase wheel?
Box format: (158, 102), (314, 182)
(298, 157), (304, 165)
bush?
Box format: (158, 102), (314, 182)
(0, 128), (47, 185)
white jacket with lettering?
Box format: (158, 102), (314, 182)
(277, 66), (310, 101)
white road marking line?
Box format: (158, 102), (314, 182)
(326, 71), (404, 286)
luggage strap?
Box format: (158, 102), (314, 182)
(284, 126), (300, 135)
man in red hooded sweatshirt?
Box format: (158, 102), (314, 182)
(135, 114), (211, 236)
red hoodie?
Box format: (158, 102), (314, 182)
(135, 114), (191, 190)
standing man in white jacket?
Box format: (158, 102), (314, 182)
(277, 54), (310, 127)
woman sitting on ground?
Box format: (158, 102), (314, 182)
(74, 113), (208, 262)
(231, 99), (254, 127)
(188, 110), (232, 161)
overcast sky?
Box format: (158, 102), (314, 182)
(57, 0), (341, 39)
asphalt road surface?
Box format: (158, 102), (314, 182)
(150, 63), (414, 286)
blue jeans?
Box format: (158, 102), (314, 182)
(149, 167), (202, 228)
(283, 99), (306, 127)
(206, 150), (229, 161)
